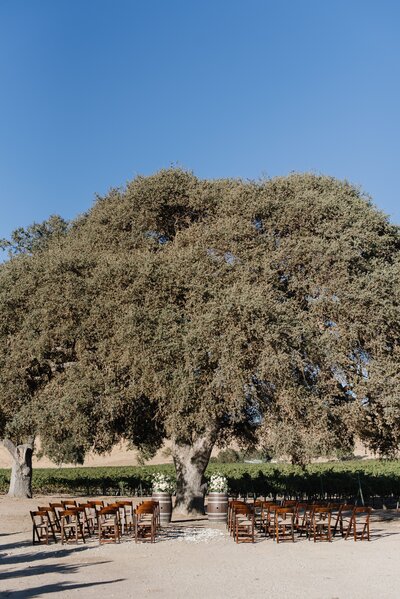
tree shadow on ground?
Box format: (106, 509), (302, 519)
(0, 579), (124, 598)
(0, 560), (110, 581)
(372, 511), (400, 523)
(0, 545), (125, 598)
(0, 546), (93, 568)
(0, 540), (33, 552)
(367, 528), (400, 542)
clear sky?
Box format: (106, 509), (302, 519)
(0, 0), (399, 245)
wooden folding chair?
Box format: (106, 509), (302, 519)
(328, 502), (342, 536)
(299, 503), (319, 538)
(309, 507), (332, 542)
(98, 506), (121, 544)
(228, 501), (247, 535)
(115, 500), (135, 535)
(274, 507), (295, 543)
(49, 503), (64, 532)
(333, 504), (354, 537)
(60, 508), (86, 545)
(87, 500), (104, 526)
(262, 502), (280, 537)
(37, 506), (60, 536)
(253, 500), (264, 531)
(31, 510), (57, 545)
(139, 500), (161, 530)
(227, 501), (241, 533)
(294, 502), (309, 535)
(107, 502), (129, 536)
(234, 504), (255, 543)
(345, 506), (371, 541)
(134, 504), (157, 543)
(78, 503), (97, 537)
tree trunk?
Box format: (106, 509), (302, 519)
(172, 429), (217, 516)
(2, 439), (33, 498)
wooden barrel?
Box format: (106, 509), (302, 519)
(152, 492), (172, 524)
(207, 492), (228, 522)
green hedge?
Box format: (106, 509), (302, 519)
(207, 461), (400, 500)
(1, 460), (399, 499)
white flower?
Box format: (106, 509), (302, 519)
(152, 472), (175, 493)
(208, 472), (228, 493)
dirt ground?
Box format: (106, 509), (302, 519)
(1, 495), (400, 599)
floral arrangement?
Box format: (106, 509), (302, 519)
(208, 472), (228, 493)
(152, 472), (175, 494)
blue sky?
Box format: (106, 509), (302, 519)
(0, 0), (399, 245)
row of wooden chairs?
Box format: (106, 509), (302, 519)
(30, 498), (161, 545)
(259, 500), (371, 542)
(228, 500), (371, 543)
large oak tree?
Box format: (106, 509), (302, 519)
(1, 170), (399, 509)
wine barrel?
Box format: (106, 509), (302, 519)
(207, 492), (228, 522)
(152, 492), (172, 524)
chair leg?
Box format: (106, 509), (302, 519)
(80, 522), (86, 544)
(345, 516), (352, 540)
(114, 521), (117, 543)
(49, 521), (57, 543)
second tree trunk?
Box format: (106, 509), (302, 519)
(172, 432), (216, 515)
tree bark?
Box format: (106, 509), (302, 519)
(2, 439), (33, 498)
(172, 429), (217, 516)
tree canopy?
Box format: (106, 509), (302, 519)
(1, 169), (399, 504)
